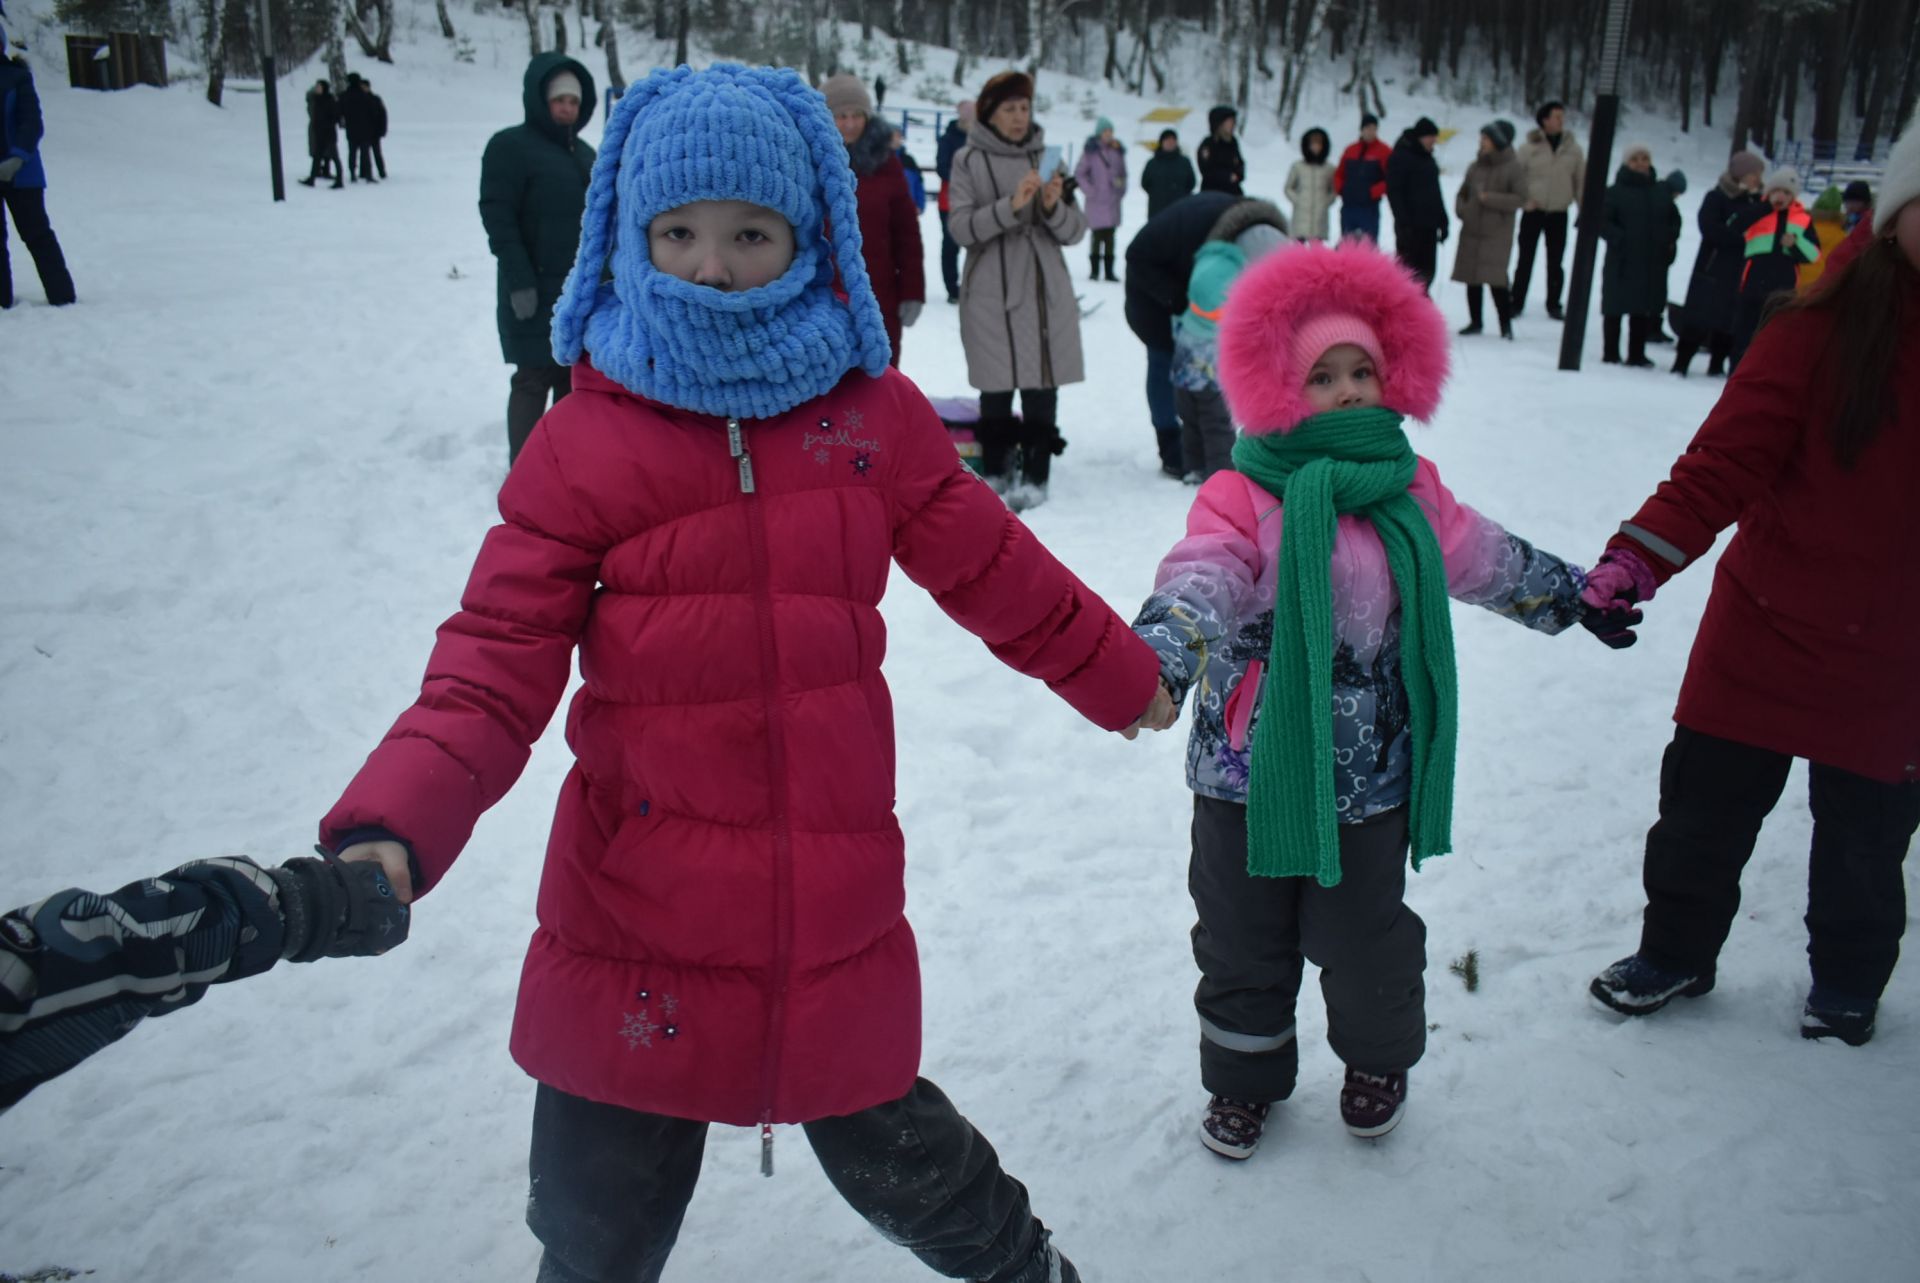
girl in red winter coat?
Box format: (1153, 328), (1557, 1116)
(323, 64), (1167, 1283)
(1583, 131), (1920, 1047)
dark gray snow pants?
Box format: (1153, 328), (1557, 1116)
(527, 1077), (1068, 1283)
(1189, 795), (1426, 1102)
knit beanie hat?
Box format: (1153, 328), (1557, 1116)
(1843, 179), (1872, 205)
(1234, 223), (1287, 262)
(1481, 119), (1516, 150)
(1666, 169), (1689, 196)
(976, 71), (1033, 127)
(546, 69), (583, 102)
(1218, 239), (1450, 435)
(1095, 115), (1114, 135)
(1764, 166), (1801, 200)
(820, 73), (871, 118)
(1209, 104), (1238, 131)
(1411, 116), (1440, 139)
(955, 99), (976, 124)
(1361, 112), (1380, 129)
(1728, 150), (1765, 182)
(549, 63), (892, 414)
(1622, 142), (1652, 165)
(1874, 123), (1920, 236)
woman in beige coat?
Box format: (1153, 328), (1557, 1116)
(1451, 119), (1526, 338)
(948, 71), (1087, 509)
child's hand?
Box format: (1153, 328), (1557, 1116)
(1121, 681), (1179, 740)
(1578, 549), (1657, 650)
(339, 840), (415, 903)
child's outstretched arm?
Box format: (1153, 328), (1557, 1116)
(322, 423), (610, 897)
(884, 384), (1161, 731)
(1131, 473), (1267, 710)
(0, 854), (406, 1112)
(1413, 459), (1585, 634)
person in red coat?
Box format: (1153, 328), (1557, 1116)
(321, 65), (1167, 1283)
(824, 73), (925, 366)
(1582, 152), (1920, 1047)
(1334, 113), (1392, 241)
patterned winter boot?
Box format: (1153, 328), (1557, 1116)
(1589, 953), (1713, 1016)
(1802, 984), (1876, 1047)
(1200, 1095), (1271, 1160)
(1340, 1068), (1407, 1138)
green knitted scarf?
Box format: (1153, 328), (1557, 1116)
(1229, 405), (1458, 886)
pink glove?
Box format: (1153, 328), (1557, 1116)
(1581, 546), (1658, 610)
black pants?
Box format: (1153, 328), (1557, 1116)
(1189, 796), (1426, 1103)
(1729, 296), (1770, 371)
(1088, 228), (1117, 279)
(1672, 328), (1732, 376)
(305, 144), (343, 186)
(1602, 313), (1652, 363)
(1511, 209), (1568, 312)
(938, 209), (961, 300)
(348, 138), (377, 180)
(1465, 284), (1512, 331)
(0, 186), (76, 308)
(1175, 385), (1234, 480)
(1638, 726), (1920, 1000)
(372, 138), (387, 178)
(977, 388), (1061, 488)
(508, 364), (574, 464)
(1395, 225), (1438, 292)
(527, 1079), (1061, 1283)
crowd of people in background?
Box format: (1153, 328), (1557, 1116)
(301, 72), (388, 188)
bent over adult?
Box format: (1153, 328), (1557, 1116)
(947, 71), (1086, 510)
(480, 53), (596, 464)
(1582, 141), (1920, 1048)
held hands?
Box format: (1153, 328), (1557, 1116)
(1578, 547), (1658, 649)
(1121, 681), (1180, 741)
(339, 839), (416, 903)
(1011, 170), (1043, 212)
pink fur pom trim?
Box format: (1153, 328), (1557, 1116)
(1216, 239), (1452, 435)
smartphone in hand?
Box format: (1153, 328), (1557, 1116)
(1039, 145), (1064, 178)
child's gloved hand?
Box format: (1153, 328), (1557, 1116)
(270, 854), (411, 962)
(1121, 681), (1179, 740)
(898, 300), (923, 327)
(1578, 547), (1657, 650)
(509, 287), (539, 321)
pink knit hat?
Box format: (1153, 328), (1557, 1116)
(1218, 239), (1451, 434)
(1288, 313), (1387, 391)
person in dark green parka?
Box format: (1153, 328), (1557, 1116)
(1598, 143), (1682, 367)
(479, 53), (597, 463)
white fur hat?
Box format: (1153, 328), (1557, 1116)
(1762, 166), (1801, 200)
(1874, 121), (1920, 236)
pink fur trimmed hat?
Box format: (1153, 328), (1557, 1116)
(1217, 239), (1452, 435)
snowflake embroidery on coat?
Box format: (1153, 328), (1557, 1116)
(852, 451), (873, 476)
(814, 447), (832, 466)
(842, 408), (864, 431)
(619, 1010), (658, 1050)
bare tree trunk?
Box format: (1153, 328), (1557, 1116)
(345, 4), (379, 57)
(435, 0), (456, 39)
(673, 0), (689, 65)
(1025, 0), (1044, 74)
(372, 0), (394, 62)
(326, 0), (350, 85)
(552, 9), (568, 53)
(595, 0), (624, 89)
(1103, 0), (1121, 84)
(522, 0), (544, 56)
(1277, 0), (1332, 134)
(1856, 0), (1901, 157)
(205, 0), (232, 105)
(1731, 11), (1780, 153)
(1895, 0), (1920, 146)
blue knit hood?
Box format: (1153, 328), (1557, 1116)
(549, 63), (893, 420)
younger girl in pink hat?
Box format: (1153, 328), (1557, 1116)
(1131, 239), (1597, 1159)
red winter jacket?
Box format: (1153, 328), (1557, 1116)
(1335, 139), (1392, 205)
(321, 361), (1157, 1126)
(1611, 286), (1920, 783)
(855, 152), (926, 365)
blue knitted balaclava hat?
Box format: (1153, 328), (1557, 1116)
(550, 63), (894, 420)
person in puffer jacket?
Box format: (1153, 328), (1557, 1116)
(320, 64), (1166, 1283)
(1130, 239), (1589, 1163)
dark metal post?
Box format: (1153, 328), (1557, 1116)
(259, 0), (286, 201)
(1559, 0), (1632, 371)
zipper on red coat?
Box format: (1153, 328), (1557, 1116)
(731, 416), (793, 1177)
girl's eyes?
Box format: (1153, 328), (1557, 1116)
(1309, 372), (1332, 385)
(1353, 366), (1374, 381)
(657, 226), (692, 241)
(738, 229), (769, 245)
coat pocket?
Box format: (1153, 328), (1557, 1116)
(1224, 660), (1264, 752)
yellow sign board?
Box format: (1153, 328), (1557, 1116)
(1139, 106), (1191, 123)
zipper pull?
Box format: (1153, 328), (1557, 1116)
(727, 417), (756, 494)
(760, 1119), (775, 1177)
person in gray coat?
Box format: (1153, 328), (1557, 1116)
(947, 71), (1087, 511)
(1451, 119), (1526, 338)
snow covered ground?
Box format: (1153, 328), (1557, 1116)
(3, 12), (1917, 1282)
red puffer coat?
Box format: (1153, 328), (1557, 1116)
(1612, 283), (1920, 784)
(321, 361), (1158, 1126)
